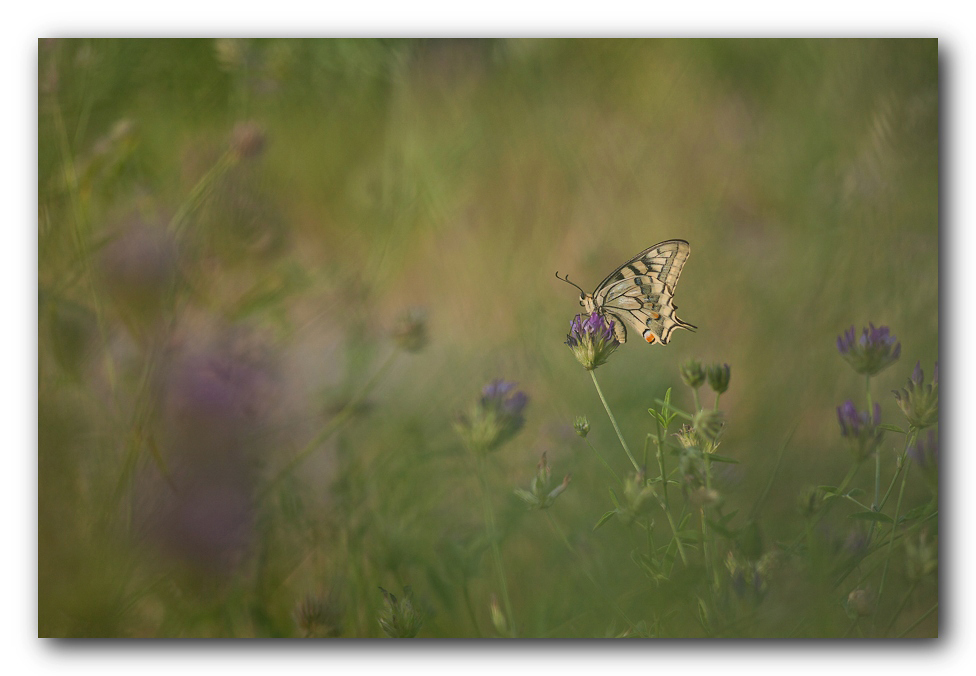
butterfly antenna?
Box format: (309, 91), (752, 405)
(555, 271), (586, 295)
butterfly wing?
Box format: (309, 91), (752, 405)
(594, 240), (696, 345)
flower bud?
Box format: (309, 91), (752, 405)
(693, 409), (726, 445)
(680, 358), (706, 389)
(846, 588), (875, 617)
(706, 363), (731, 395)
(797, 486), (827, 517)
(904, 529), (938, 582)
(573, 415), (590, 438)
(489, 595), (508, 636)
(892, 361), (938, 430)
(294, 591), (342, 638)
(378, 586), (424, 638)
(230, 120), (267, 159)
(392, 308), (428, 353)
(514, 452), (571, 510)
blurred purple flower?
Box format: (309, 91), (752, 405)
(455, 380), (529, 453)
(100, 221), (178, 320)
(138, 335), (277, 574)
(836, 399), (883, 461)
(150, 480), (255, 574)
(565, 312), (619, 370)
(836, 323), (901, 376)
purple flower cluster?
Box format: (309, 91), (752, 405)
(836, 323), (901, 376)
(565, 312), (620, 370)
(455, 380), (529, 453)
(481, 379), (529, 421)
(837, 399), (884, 460)
(836, 400), (884, 461)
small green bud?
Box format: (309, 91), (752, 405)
(692, 409), (725, 445)
(378, 586), (424, 638)
(797, 486), (827, 517)
(573, 415), (590, 438)
(706, 363), (731, 395)
(904, 528), (938, 582)
(846, 588), (875, 618)
(514, 452), (571, 510)
(892, 361), (938, 430)
(294, 591), (342, 638)
(617, 470), (656, 524)
(680, 359), (706, 389)
(489, 595), (508, 636)
(392, 308), (428, 353)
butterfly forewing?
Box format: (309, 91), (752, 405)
(592, 240), (695, 345)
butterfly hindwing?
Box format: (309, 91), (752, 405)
(593, 240), (695, 346)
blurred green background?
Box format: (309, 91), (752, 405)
(38, 38), (938, 637)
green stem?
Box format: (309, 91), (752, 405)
(882, 579), (919, 637)
(692, 387), (702, 412)
(476, 455), (517, 637)
(653, 413), (671, 511)
(702, 454), (719, 592)
(585, 439), (621, 485)
(544, 511), (635, 630)
(589, 370), (639, 472)
(896, 601), (937, 638)
(714, 392), (721, 411)
(866, 375), (881, 513)
(875, 449), (912, 622)
(659, 495), (689, 566)
(260, 350), (398, 500)
(169, 150), (237, 236)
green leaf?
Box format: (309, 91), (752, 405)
(706, 519), (736, 539)
(849, 511), (893, 523)
(818, 485), (839, 494)
(719, 509), (739, 524)
(899, 504), (931, 524)
(846, 488), (866, 498)
(608, 488), (620, 508)
(708, 453), (740, 464)
(878, 423), (907, 434)
(594, 510), (617, 531)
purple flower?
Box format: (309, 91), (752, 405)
(836, 400), (884, 461)
(836, 323), (901, 376)
(892, 360), (939, 430)
(455, 380), (529, 453)
(565, 312), (620, 370)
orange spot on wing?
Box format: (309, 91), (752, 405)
(650, 312), (661, 320)
(644, 333), (656, 344)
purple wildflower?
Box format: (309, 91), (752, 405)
(893, 360), (939, 430)
(455, 380), (529, 453)
(836, 323), (901, 376)
(836, 399), (884, 461)
(565, 312), (619, 370)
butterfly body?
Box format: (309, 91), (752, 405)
(563, 239), (696, 346)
